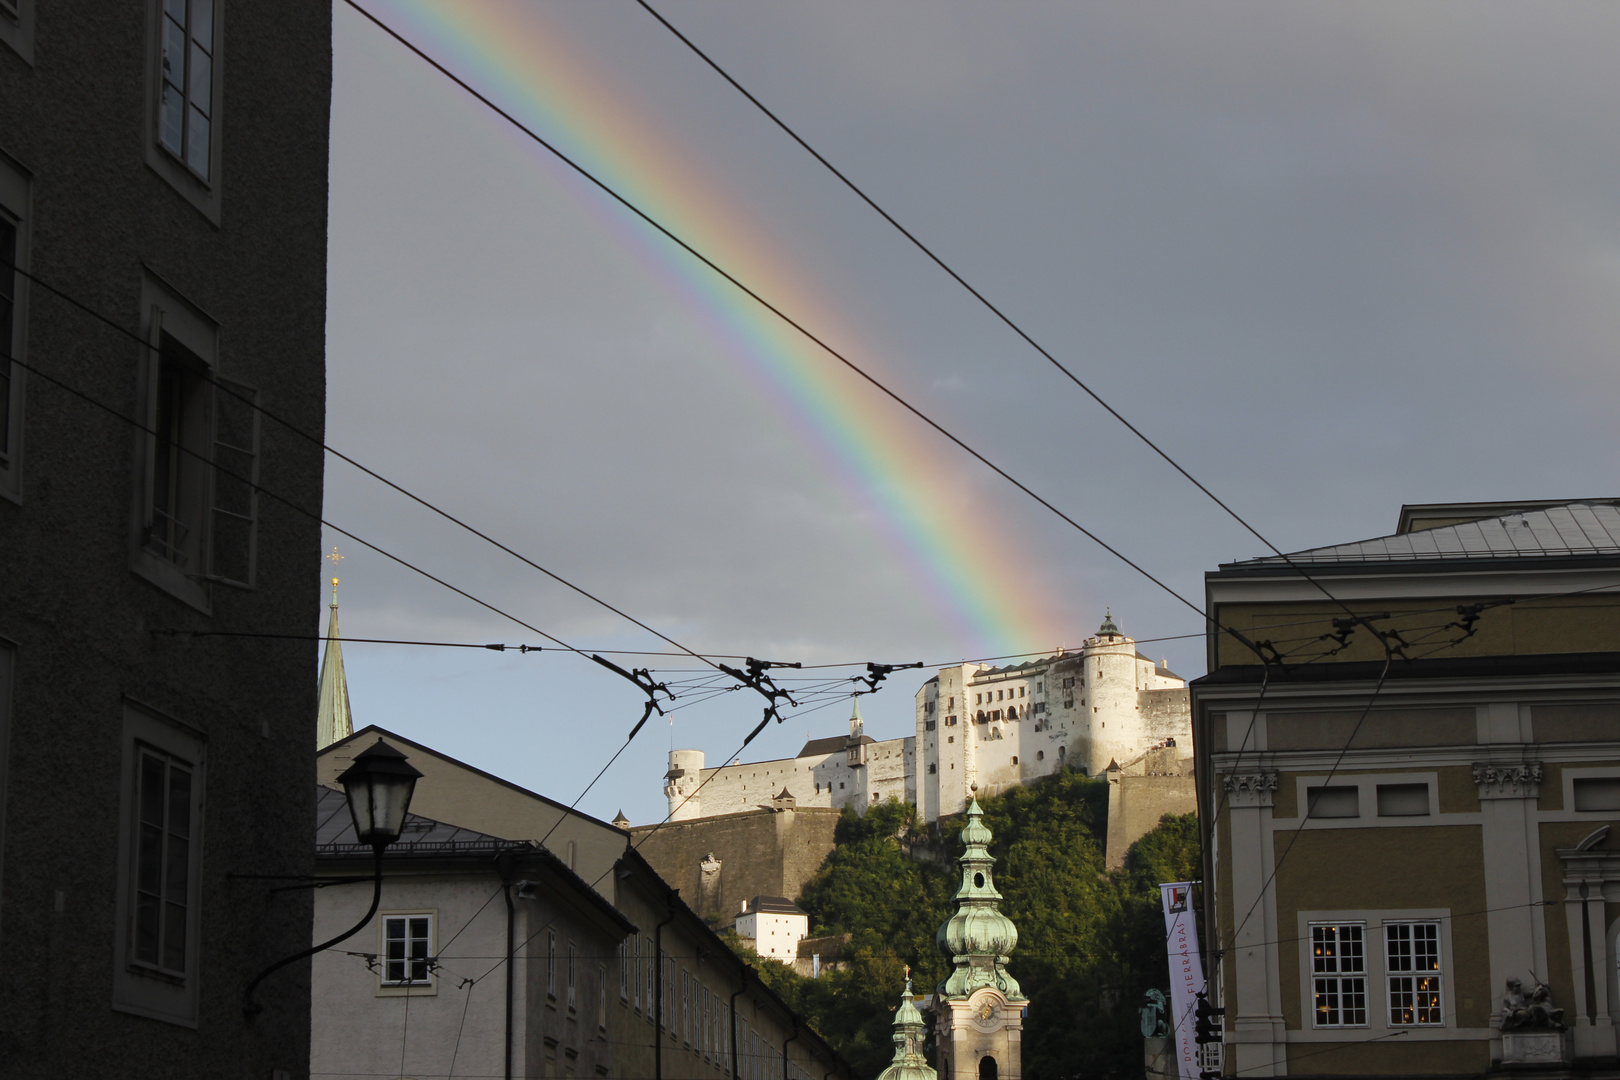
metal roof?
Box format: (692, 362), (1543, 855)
(1226, 502), (1620, 568)
(315, 785), (522, 856)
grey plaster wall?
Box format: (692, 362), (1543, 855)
(0, 3), (331, 1076)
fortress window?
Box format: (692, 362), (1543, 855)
(975, 693), (982, 704)
(1033, 703), (1045, 714)
(946, 715), (957, 726)
(929, 763), (937, 774)
(1019, 687), (1025, 697)
(925, 719), (936, 731)
(996, 690), (1003, 701)
(1063, 677), (1075, 689)
(839, 782), (845, 789)
(948, 737), (954, 744)
(1058, 746), (1066, 757)
(948, 696), (954, 707)
(1011, 756), (1018, 765)
(1008, 706), (1017, 719)
(1036, 682), (1042, 692)
(1036, 751), (1044, 761)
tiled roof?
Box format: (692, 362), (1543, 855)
(746, 895), (807, 915)
(315, 785), (523, 856)
(1228, 502), (1620, 567)
(797, 734), (873, 758)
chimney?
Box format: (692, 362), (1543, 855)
(740, 899), (749, 914)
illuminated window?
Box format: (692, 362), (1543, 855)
(1311, 923), (1367, 1027)
(1385, 922), (1442, 1026)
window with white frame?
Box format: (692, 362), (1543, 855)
(1311, 923), (1367, 1027)
(156, 0), (216, 180)
(620, 939), (631, 1002)
(381, 914), (434, 987)
(0, 0), (34, 62)
(132, 746), (195, 975)
(113, 705), (205, 1026)
(547, 930), (557, 998)
(644, 935), (654, 1015)
(566, 940), (577, 1010)
(0, 152), (29, 503)
(134, 279), (260, 606)
(1385, 922), (1442, 1026)
(598, 963), (608, 1031)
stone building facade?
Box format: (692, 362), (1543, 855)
(0, 4), (330, 1077)
(661, 614), (1190, 827)
(312, 731), (856, 1080)
(1195, 500), (1620, 1078)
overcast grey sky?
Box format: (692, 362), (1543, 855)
(323, 2), (1620, 826)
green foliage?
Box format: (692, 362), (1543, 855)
(749, 779), (1201, 1080)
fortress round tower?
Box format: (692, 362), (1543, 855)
(665, 748), (705, 821)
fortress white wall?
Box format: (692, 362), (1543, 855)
(663, 618), (1190, 826)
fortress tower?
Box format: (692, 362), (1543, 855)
(934, 793), (1026, 1080)
(665, 748), (705, 821)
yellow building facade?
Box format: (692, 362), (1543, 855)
(1194, 501), (1620, 1078)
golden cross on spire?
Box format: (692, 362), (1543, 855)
(326, 547), (344, 603)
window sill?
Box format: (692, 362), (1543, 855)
(131, 549), (212, 614)
(377, 982), (438, 998)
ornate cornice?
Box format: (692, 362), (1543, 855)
(1223, 770), (1279, 808)
(1473, 762), (1543, 800)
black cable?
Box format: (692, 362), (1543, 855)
(9, 259), (725, 673)
(3, 348), (587, 657)
(631, 0), (1373, 629)
(337, 0), (1275, 667)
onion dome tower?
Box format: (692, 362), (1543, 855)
(876, 975), (937, 1080)
(933, 792), (1026, 1080)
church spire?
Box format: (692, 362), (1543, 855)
(316, 550), (353, 750)
(937, 791), (1023, 1000)
(875, 973), (937, 1080)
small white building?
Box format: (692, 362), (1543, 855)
(734, 896), (809, 964)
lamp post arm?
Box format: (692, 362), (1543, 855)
(245, 846), (385, 1016)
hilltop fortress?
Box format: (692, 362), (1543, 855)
(664, 613), (1190, 824)
(636, 615), (1195, 924)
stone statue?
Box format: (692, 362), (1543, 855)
(1499, 977), (1566, 1031)
(1141, 989), (1169, 1038)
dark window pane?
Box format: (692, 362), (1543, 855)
(135, 893), (161, 964)
(140, 754), (166, 825)
(164, 823), (189, 898)
(189, 0), (213, 47)
(160, 84), (184, 154)
(186, 108), (209, 178)
(168, 766), (191, 838)
(189, 43), (211, 116)
(163, 900), (187, 970)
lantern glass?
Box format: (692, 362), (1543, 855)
(336, 739), (422, 849)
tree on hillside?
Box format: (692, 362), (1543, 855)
(733, 777), (1200, 1080)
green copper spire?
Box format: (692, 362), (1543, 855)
(936, 794), (1023, 1000)
(876, 975), (937, 1080)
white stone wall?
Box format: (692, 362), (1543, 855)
(666, 621), (1190, 826)
(734, 910), (808, 963)
(675, 736), (915, 819)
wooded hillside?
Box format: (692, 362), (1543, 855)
(731, 772), (1200, 1080)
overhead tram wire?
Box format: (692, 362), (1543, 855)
(631, 1), (1378, 633)
(337, 0), (1278, 666)
(4, 261), (727, 674)
(11, 237), (1211, 686)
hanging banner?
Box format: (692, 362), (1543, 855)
(1160, 882), (1204, 1080)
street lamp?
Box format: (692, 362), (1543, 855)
(338, 738), (423, 850)
(244, 739), (423, 1016)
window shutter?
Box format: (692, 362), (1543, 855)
(208, 377), (258, 586)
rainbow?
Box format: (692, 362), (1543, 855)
(364, 0), (1076, 655)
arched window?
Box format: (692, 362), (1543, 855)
(979, 1056), (998, 1080)
(1007, 706), (1017, 719)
